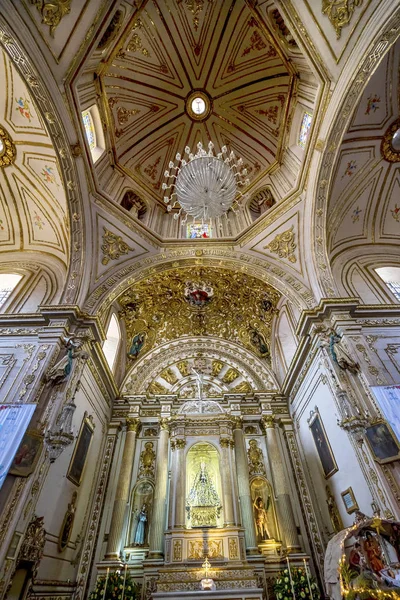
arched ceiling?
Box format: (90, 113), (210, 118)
(122, 336), (278, 396)
(100, 0), (295, 208)
(324, 37), (400, 298)
(119, 266), (280, 366)
(0, 48), (69, 275)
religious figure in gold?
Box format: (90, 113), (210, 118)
(253, 495), (270, 540)
(139, 442), (156, 478)
(326, 485), (343, 534)
(247, 439), (266, 475)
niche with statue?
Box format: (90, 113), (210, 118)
(185, 442), (223, 529)
(127, 480), (154, 549)
(251, 476), (280, 550)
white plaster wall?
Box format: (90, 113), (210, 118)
(34, 363), (110, 581)
(292, 358), (373, 536)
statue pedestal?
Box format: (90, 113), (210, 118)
(258, 539), (282, 557)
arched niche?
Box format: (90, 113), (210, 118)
(127, 479), (154, 548)
(185, 442), (223, 529)
(250, 476), (279, 544)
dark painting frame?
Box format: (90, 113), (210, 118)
(67, 416), (94, 486)
(309, 410), (338, 479)
(365, 420), (400, 464)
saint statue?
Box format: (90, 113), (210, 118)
(132, 504), (148, 546)
(247, 439), (266, 475)
(328, 330), (359, 375)
(253, 496), (270, 540)
(46, 335), (88, 385)
(363, 531), (385, 573)
(186, 461), (222, 527)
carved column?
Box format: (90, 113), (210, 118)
(174, 439), (186, 528)
(233, 419), (258, 553)
(105, 418), (140, 559)
(262, 416), (300, 551)
(148, 418), (170, 558)
(220, 438), (235, 526)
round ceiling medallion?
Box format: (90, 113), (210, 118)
(381, 118), (400, 163)
(186, 91), (212, 122)
(0, 124), (16, 168)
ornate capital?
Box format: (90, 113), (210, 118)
(220, 437), (231, 448)
(175, 438), (186, 450)
(126, 417), (141, 433)
(261, 415), (275, 430)
(232, 416), (243, 430)
(160, 417), (170, 431)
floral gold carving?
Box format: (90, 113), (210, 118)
(247, 439), (266, 475)
(139, 441), (156, 478)
(177, 361), (190, 377)
(381, 118), (400, 163)
(188, 539), (204, 559)
(0, 124), (16, 167)
(222, 368), (239, 384)
(231, 380), (252, 393)
(126, 417), (141, 433)
(101, 227), (133, 265)
(30, 0), (72, 37)
(173, 539), (182, 561)
(148, 381), (168, 395)
(265, 226), (297, 263)
(321, 0), (363, 39)
(229, 537), (239, 559)
(18, 515), (46, 565)
(160, 368), (178, 385)
(212, 360), (224, 376)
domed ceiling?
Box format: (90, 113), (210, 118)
(119, 266), (280, 363)
(0, 48), (69, 273)
(100, 0), (295, 207)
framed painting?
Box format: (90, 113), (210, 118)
(365, 420), (400, 464)
(341, 487), (359, 514)
(309, 410), (338, 479)
(67, 415), (94, 486)
(9, 430), (43, 477)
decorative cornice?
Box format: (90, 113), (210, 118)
(296, 298), (360, 337)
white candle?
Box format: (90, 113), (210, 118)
(303, 559), (314, 600)
(102, 568), (109, 600)
(286, 556), (296, 600)
(122, 564), (127, 600)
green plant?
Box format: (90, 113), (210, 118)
(89, 570), (140, 600)
(274, 566), (321, 600)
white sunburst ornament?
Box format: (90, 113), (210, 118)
(162, 141), (250, 224)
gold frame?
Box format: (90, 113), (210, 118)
(308, 409), (339, 479)
(341, 487), (359, 514)
(9, 430), (43, 477)
(364, 420), (400, 465)
(67, 416), (94, 486)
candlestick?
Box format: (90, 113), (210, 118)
(286, 556), (296, 600)
(122, 564), (127, 600)
(303, 559), (314, 600)
(102, 568), (109, 600)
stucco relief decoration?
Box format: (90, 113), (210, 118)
(247, 439), (266, 475)
(138, 441), (156, 478)
(321, 0), (363, 39)
(0, 124), (16, 167)
(265, 226), (297, 263)
(381, 118), (400, 163)
(119, 267), (279, 361)
(184, 281), (214, 309)
(30, 0), (72, 37)
(17, 515), (46, 574)
(101, 227), (133, 265)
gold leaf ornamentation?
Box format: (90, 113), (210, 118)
(30, 0), (72, 37)
(101, 227), (133, 265)
(0, 124), (16, 168)
(381, 118), (400, 163)
(321, 0), (363, 39)
(265, 226), (297, 263)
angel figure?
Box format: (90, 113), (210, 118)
(46, 336), (88, 385)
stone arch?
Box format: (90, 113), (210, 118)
(121, 337), (279, 395)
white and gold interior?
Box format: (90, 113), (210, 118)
(1, 2), (400, 600)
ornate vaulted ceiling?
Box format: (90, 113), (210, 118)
(0, 48), (69, 277)
(119, 266), (280, 363)
(100, 0), (295, 206)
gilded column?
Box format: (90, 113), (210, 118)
(233, 419), (258, 553)
(174, 438), (186, 528)
(262, 415), (300, 551)
(220, 438), (235, 526)
(105, 418), (140, 559)
(148, 418), (170, 558)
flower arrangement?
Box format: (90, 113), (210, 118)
(274, 567), (321, 600)
(89, 569), (140, 600)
